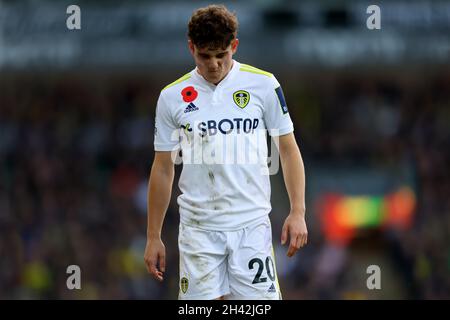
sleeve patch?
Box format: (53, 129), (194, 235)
(275, 86), (289, 114)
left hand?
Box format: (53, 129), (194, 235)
(281, 212), (308, 257)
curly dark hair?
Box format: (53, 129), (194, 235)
(188, 4), (239, 49)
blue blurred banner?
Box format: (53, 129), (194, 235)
(0, 1), (449, 68)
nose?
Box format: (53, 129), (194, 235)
(208, 58), (219, 71)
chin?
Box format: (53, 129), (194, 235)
(208, 76), (220, 83)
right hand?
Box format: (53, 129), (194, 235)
(144, 237), (166, 282)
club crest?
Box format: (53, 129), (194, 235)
(180, 277), (189, 294)
(233, 90), (250, 109)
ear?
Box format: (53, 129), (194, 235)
(188, 40), (195, 56)
(231, 39), (239, 54)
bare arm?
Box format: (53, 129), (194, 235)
(275, 132), (308, 257)
(144, 151), (175, 281)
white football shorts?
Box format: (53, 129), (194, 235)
(178, 217), (282, 300)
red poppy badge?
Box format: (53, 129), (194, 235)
(181, 86), (198, 103)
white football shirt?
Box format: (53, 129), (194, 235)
(154, 60), (294, 230)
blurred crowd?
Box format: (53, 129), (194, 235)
(0, 68), (448, 299)
(281, 69), (450, 299)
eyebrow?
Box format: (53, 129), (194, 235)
(199, 52), (226, 57)
(199, 51), (227, 57)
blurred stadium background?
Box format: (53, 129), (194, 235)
(0, 0), (449, 299)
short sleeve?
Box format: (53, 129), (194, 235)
(263, 76), (294, 137)
(154, 93), (180, 151)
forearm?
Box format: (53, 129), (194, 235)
(280, 144), (306, 217)
(147, 162), (174, 239)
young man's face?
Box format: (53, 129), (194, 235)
(189, 39), (239, 85)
